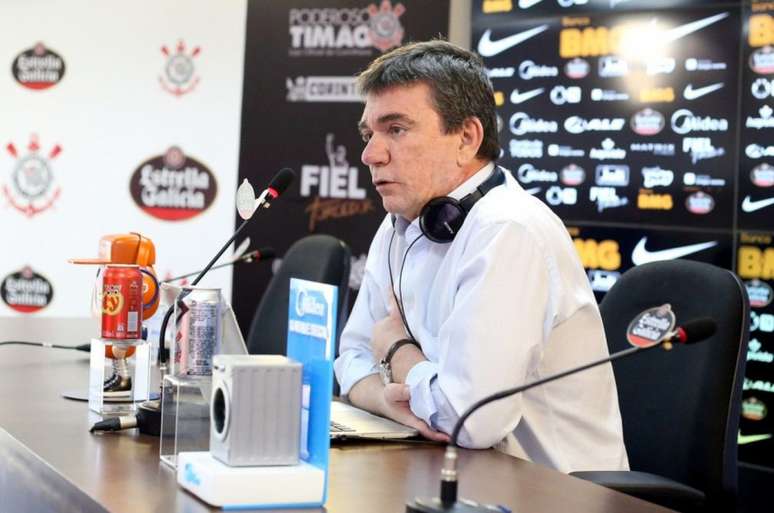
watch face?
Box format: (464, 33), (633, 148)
(379, 360), (392, 385)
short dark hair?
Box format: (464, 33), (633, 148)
(357, 40), (500, 161)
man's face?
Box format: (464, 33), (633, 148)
(358, 83), (465, 220)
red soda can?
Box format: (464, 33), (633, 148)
(101, 264), (143, 340)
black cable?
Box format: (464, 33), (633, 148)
(0, 341), (91, 352)
(386, 230), (424, 342)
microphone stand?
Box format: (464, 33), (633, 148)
(161, 248), (273, 283)
(406, 322), (712, 513)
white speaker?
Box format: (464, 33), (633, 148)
(210, 354), (302, 466)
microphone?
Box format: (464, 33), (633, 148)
(158, 167), (296, 364)
(406, 317), (717, 513)
(258, 167), (295, 208)
(161, 247), (276, 283)
(90, 168), (295, 436)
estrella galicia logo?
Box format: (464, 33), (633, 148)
(159, 40), (201, 97)
(1, 266), (54, 313)
(295, 288), (327, 319)
(3, 134), (62, 217)
(129, 146), (217, 221)
(12, 43), (65, 90)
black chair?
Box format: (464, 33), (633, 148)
(571, 260), (749, 513)
(246, 234), (351, 356)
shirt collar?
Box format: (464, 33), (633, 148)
(447, 161), (495, 200)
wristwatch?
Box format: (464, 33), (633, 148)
(379, 338), (420, 385)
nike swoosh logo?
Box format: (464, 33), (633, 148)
(477, 25), (549, 57)
(511, 87), (544, 104)
(631, 237), (718, 265)
(663, 12), (729, 43)
(518, 0), (545, 7)
(742, 195), (774, 213)
(683, 82), (724, 100)
(739, 432), (773, 445)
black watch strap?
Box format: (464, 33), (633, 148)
(384, 338), (420, 364)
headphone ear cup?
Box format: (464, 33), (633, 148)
(419, 198), (466, 243)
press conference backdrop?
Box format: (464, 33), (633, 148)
(0, 0), (247, 317)
(472, 0), (773, 468)
(231, 1), (450, 331)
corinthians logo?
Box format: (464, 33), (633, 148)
(3, 134), (62, 217)
(159, 40), (201, 97)
(1, 266), (53, 313)
(12, 43), (65, 90)
(130, 146), (217, 221)
(368, 0), (405, 51)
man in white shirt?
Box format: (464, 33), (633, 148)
(333, 40), (629, 473)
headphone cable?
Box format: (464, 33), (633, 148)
(387, 230), (424, 342)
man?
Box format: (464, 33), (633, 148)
(333, 40), (628, 473)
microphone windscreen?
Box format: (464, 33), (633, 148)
(268, 168), (296, 196)
(679, 318), (717, 344)
(257, 247), (276, 260)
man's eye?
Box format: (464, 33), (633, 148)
(389, 126), (405, 135)
(361, 132), (372, 143)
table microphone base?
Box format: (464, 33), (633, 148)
(406, 497), (506, 512)
(137, 400), (161, 436)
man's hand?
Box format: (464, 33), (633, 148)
(371, 296), (410, 362)
(347, 375), (449, 442)
(381, 383), (449, 442)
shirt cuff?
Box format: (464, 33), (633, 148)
(405, 360), (440, 426)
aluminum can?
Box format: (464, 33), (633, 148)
(173, 287), (222, 377)
(101, 264), (143, 340)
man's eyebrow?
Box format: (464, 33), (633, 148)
(358, 112), (416, 132)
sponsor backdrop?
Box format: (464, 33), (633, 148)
(0, 1), (247, 318)
(232, 1), (449, 333)
(473, 0), (774, 468)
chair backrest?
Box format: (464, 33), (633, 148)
(599, 260), (749, 508)
(246, 234), (351, 356)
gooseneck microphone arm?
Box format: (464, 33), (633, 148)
(161, 248), (275, 283)
(407, 318), (717, 513)
(156, 218), (249, 365)
(450, 344), (643, 447)
(156, 168), (295, 366)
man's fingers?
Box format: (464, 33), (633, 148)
(403, 416), (451, 442)
(383, 383), (411, 402)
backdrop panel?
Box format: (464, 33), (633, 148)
(233, 0), (450, 333)
(0, 0), (248, 318)
(473, 0), (774, 469)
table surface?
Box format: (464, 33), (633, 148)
(0, 338), (675, 513)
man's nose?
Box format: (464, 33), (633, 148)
(361, 135), (388, 167)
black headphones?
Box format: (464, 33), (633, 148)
(417, 166), (505, 243)
(386, 166), (506, 341)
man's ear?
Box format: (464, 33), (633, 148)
(457, 116), (484, 167)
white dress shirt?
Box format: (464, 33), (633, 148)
(334, 163), (629, 473)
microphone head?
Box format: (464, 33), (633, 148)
(256, 247), (276, 260)
(267, 168), (296, 197)
(677, 318), (717, 344)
